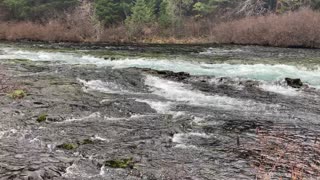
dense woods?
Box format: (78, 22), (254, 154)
(1, 0), (320, 46)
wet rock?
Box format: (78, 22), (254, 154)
(222, 120), (261, 133)
(104, 57), (116, 61)
(239, 80), (259, 87)
(46, 115), (64, 122)
(1, 47), (320, 180)
(285, 78), (303, 88)
(161, 71), (190, 80)
(141, 69), (190, 81)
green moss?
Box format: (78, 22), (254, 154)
(8, 90), (26, 99)
(82, 139), (94, 145)
(37, 114), (48, 123)
(57, 143), (78, 150)
(105, 158), (134, 169)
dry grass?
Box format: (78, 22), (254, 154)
(212, 8), (320, 48)
(0, 21), (83, 42)
(0, 15), (213, 44)
(98, 24), (129, 43)
(1, 8), (320, 46)
(245, 126), (320, 179)
(0, 66), (18, 94)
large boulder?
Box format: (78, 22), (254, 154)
(285, 78), (303, 88)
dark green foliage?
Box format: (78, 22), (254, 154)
(125, 0), (156, 35)
(105, 158), (134, 169)
(127, 0), (155, 24)
(159, 0), (172, 27)
(311, 0), (320, 9)
(1, 0), (319, 27)
(95, 0), (132, 25)
(0, 0), (78, 20)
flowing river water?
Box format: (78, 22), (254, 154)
(0, 42), (319, 179)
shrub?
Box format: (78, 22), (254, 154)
(212, 8), (320, 48)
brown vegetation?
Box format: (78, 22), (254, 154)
(0, 66), (17, 94)
(0, 21), (81, 42)
(212, 8), (320, 48)
(1, 8), (320, 47)
(243, 126), (320, 179)
(0, 18), (210, 43)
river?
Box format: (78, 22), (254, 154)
(0, 42), (319, 179)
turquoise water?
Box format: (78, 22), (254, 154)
(1, 46), (320, 88)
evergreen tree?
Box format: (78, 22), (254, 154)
(159, 0), (172, 27)
(127, 0), (155, 24)
(95, 0), (120, 25)
(1, 0), (78, 20)
(125, 0), (156, 36)
(94, 0), (132, 25)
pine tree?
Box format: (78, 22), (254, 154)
(95, 0), (121, 25)
(127, 0), (155, 24)
(159, 0), (172, 27)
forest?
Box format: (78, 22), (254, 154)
(1, 0), (320, 46)
(1, 1), (320, 180)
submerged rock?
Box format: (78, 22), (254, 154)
(285, 78), (303, 88)
(141, 68), (190, 81)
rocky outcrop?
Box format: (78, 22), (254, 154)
(285, 78), (303, 88)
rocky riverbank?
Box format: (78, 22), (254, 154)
(0, 44), (320, 179)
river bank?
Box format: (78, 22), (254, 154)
(2, 9), (320, 49)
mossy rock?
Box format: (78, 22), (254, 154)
(57, 143), (78, 150)
(37, 114), (48, 123)
(8, 90), (26, 99)
(105, 158), (134, 169)
(82, 139), (94, 145)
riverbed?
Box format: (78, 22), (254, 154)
(0, 42), (319, 179)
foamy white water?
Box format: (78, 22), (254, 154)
(135, 99), (173, 114)
(78, 75), (279, 113)
(144, 75), (279, 111)
(78, 79), (129, 94)
(1, 47), (320, 87)
(172, 132), (211, 149)
(64, 112), (101, 122)
(259, 83), (301, 96)
(199, 47), (245, 55)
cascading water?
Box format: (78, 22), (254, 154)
(1, 46), (320, 88)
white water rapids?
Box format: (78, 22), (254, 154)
(1, 47), (320, 89)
